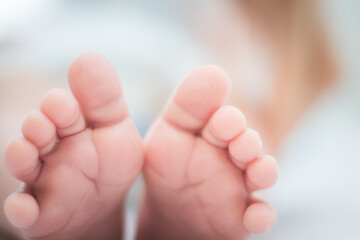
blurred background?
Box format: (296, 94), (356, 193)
(0, 0), (359, 239)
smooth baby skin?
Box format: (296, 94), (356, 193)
(3, 54), (278, 240)
(4, 53), (143, 240)
(137, 66), (278, 240)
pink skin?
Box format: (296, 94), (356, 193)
(4, 53), (143, 240)
(3, 54), (278, 240)
(137, 66), (278, 240)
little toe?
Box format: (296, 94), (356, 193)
(4, 138), (41, 183)
(202, 105), (246, 147)
(243, 202), (277, 234)
(22, 111), (57, 156)
(246, 155), (279, 192)
(4, 192), (39, 229)
(229, 128), (262, 168)
(162, 65), (231, 132)
(68, 52), (129, 128)
(40, 88), (85, 137)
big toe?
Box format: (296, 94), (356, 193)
(68, 52), (128, 127)
(163, 65), (231, 132)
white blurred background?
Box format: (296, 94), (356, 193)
(0, 0), (359, 239)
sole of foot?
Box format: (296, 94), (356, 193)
(138, 65), (278, 240)
(4, 53), (143, 240)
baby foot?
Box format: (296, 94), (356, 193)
(4, 53), (143, 240)
(138, 66), (278, 240)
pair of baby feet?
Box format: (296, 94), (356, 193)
(4, 53), (278, 240)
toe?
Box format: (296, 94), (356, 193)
(22, 111), (57, 156)
(202, 105), (246, 147)
(68, 52), (129, 127)
(4, 138), (40, 183)
(243, 202), (277, 234)
(162, 65), (230, 132)
(4, 192), (39, 228)
(229, 128), (262, 167)
(41, 88), (85, 137)
(246, 155), (278, 192)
